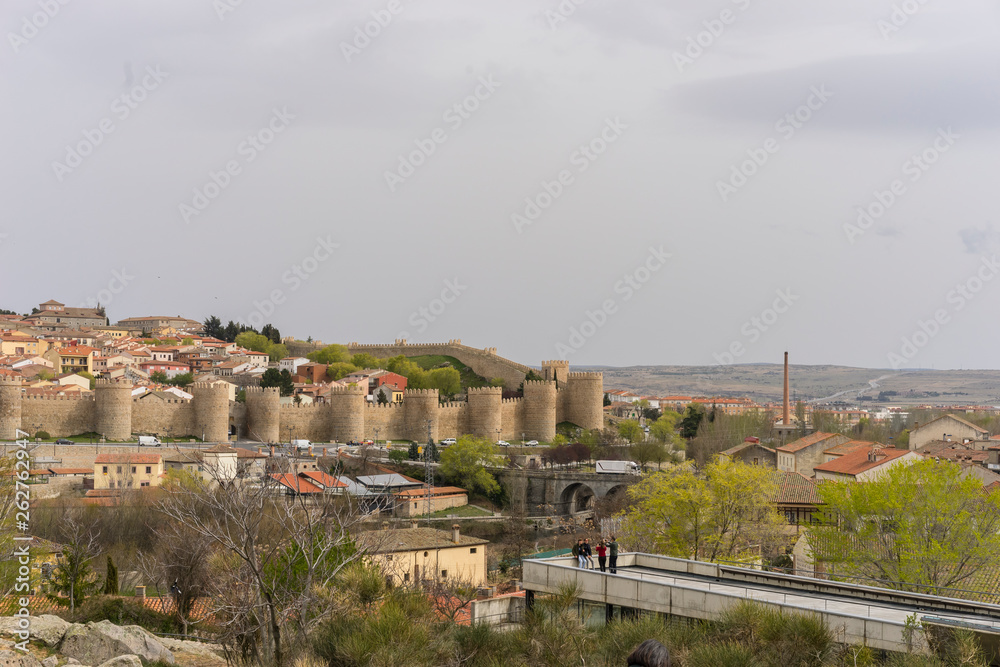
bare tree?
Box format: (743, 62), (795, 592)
(158, 459), (368, 667)
(50, 510), (102, 614)
(426, 574), (481, 623)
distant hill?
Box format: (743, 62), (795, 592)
(586, 364), (1000, 407)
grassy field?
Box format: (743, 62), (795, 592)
(407, 354), (494, 390)
(420, 504), (493, 519)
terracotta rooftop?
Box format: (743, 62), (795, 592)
(813, 447), (911, 477)
(823, 440), (877, 457)
(769, 471), (821, 505)
(357, 527), (488, 554)
(270, 473), (323, 494)
(95, 454), (162, 464)
(777, 432), (843, 454)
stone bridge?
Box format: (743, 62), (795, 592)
(497, 469), (638, 516)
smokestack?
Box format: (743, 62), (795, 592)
(452, 523), (460, 544)
(783, 351), (790, 426)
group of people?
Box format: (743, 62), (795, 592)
(571, 536), (618, 573)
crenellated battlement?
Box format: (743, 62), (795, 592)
(190, 382), (227, 392)
(502, 397), (523, 405)
(280, 403), (324, 410)
(405, 388), (440, 397)
(329, 384), (366, 395)
(366, 402), (403, 410)
(467, 386), (503, 396)
(541, 360), (570, 368)
(0, 376), (23, 387)
(523, 380), (556, 388)
(567, 372), (603, 380)
(23, 394), (91, 401)
(245, 386), (279, 396)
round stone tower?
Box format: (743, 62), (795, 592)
(404, 388), (440, 443)
(190, 382), (230, 443)
(523, 380), (557, 442)
(329, 384), (365, 443)
(95, 379), (133, 441)
(564, 372), (604, 431)
(245, 386), (280, 443)
(0, 376), (24, 441)
(466, 386), (502, 440)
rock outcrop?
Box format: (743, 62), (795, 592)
(60, 622), (174, 666)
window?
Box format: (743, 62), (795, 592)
(102, 466), (108, 474)
(117, 466), (122, 473)
(145, 466), (152, 474)
(140, 482), (149, 487)
(470, 548), (477, 554)
(441, 570), (448, 578)
(403, 572), (410, 582)
(423, 551), (429, 557)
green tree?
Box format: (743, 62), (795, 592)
(388, 450), (408, 465)
(620, 459), (783, 562)
(649, 410), (681, 444)
(103, 555), (118, 595)
(49, 514), (101, 613)
(427, 367), (461, 396)
(79, 371), (96, 390)
(170, 372), (194, 388)
(261, 368), (294, 396)
(407, 442), (421, 461)
(350, 353), (382, 369)
(617, 419), (643, 444)
(424, 442), (439, 463)
(202, 315), (223, 340)
(150, 371), (168, 384)
(439, 436), (501, 496)
(261, 323), (281, 344)
(489, 377), (505, 387)
(236, 331), (271, 354)
(630, 441), (668, 471)
(308, 344), (352, 365)
(679, 404), (706, 439)
(603, 393), (612, 407)
(325, 362), (358, 381)
(811, 459), (1000, 593)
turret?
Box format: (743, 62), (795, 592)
(245, 386), (280, 443)
(562, 372), (604, 431)
(541, 360), (570, 386)
(0, 377), (23, 440)
(523, 380), (556, 442)
(329, 384), (365, 443)
(95, 379), (133, 441)
(190, 382), (230, 443)
(466, 386), (503, 440)
(405, 388), (439, 443)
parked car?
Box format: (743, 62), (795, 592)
(496, 440), (511, 447)
(55, 438), (73, 445)
(441, 438), (457, 446)
(525, 440), (539, 446)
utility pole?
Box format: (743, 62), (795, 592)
(425, 419), (434, 520)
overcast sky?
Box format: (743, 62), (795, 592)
(3, 0), (1000, 370)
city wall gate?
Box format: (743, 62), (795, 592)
(498, 470), (637, 516)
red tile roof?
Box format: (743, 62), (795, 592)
(777, 432), (841, 454)
(300, 471), (347, 488)
(813, 447), (911, 477)
(270, 473), (323, 494)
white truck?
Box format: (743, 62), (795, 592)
(596, 460), (641, 475)
(138, 436), (162, 447)
(291, 439), (311, 450)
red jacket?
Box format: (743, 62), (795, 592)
(596, 545), (607, 558)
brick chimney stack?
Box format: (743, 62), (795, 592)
(452, 524), (460, 544)
(783, 351), (790, 426)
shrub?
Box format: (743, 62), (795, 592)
(69, 595), (183, 634)
(35, 431), (51, 440)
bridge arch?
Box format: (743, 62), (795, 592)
(560, 482), (596, 514)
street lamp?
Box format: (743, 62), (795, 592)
(374, 427), (380, 447)
(496, 428), (502, 445)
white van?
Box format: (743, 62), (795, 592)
(291, 439), (311, 449)
(138, 436), (161, 447)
